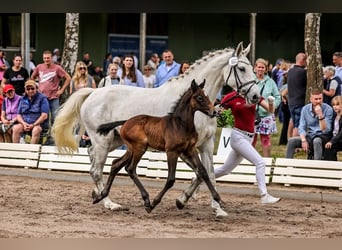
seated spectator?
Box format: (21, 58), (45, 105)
(79, 131), (91, 147)
(0, 84), (22, 142)
(324, 96), (342, 161)
(285, 88), (333, 160)
(142, 65), (156, 88)
(12, 80), (49, 144)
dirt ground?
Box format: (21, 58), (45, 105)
(1, 171), (342, 238)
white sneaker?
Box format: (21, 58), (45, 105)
(261, 193), (280, 204)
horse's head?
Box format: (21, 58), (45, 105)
(190, 79), (217, 118)
(223, 42), (260, 104)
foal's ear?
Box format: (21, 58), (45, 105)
(191, 79), (198, 91)
(199, 79), (206, 89)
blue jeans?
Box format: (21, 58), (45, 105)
(49, 98), (60, 126)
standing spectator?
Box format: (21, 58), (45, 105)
(252, 58), (281, 157)
(52, 48), (61, 64)
(69, 61), (96, 95)
(12, 80), (49, 144)
(147, 53), (160, 75)
(129, 52), (139, 68)
(0, 49), (9, 83)
(278, 70), (292, 145)
(118, 55), (145, 88)
(31, 50), (71, 127)
(271, 58), (284, 88)
(324, 96), (342, 161)
(332, 51), (342, 85)
(178, 61), (190, 75)
(323, 65), (341, 106)
(285, 89), (333, 160)
(142, 65), (156, 88)
(1, 54), (29, 96)
(98, 63), (123, 87)
(102, 53), (113, 76)
(29, 52), (36, 76)
(0, 84), (22, 142)
(82, 52), (95, 76)
(154, 49), (180, 87)
(112, 56), (122, 67)
(282, 52), (307, 137)
(92, 66), (105, 86)
(69, 62), (96, 147)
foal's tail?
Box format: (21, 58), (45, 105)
(52, 88), (95, 154)
(97, 120), (126, 136)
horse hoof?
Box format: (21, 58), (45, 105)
(91, 190), (103, 204)
(145, 206), (152, 214)
(176, 198), (185, 209)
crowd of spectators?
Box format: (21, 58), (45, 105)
(0, 48), (341, 162)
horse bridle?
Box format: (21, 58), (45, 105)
(225, 56), (256, 97)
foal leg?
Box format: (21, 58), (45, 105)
(92, 153), (130, 204)
(125, 150), (151, 213)
(181, 151), (224, 209)
(150, 152), (178, 211)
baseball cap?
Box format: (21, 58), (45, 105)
(53, 48), (60, 53)
(3, 84), (15, 93)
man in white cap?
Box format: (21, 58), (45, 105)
(52, 48), (61, 64)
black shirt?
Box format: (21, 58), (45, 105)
(3, 67), (30, 95)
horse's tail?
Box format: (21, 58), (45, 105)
(96, 120), (126, 136)
(52, 88), (95, 154)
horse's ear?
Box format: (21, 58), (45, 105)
(191, 79), (198, 91)
(235, 41), (243, 57)
(199, 79), (206, 89)
(242, 43), (251, 56)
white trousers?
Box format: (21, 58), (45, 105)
(215, 129), (268, 196)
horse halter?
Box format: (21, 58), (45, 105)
(225, 55), (256, 97)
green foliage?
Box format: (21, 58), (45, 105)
(217, 109), (234, 128)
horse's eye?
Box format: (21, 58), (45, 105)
(197, 96), (204, 102)
(238, 66), (245, 72)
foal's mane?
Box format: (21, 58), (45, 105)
(165, 47), (235, 84)
(168, 87), (193, 115)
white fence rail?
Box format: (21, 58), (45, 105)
(0, 143), (341, 190)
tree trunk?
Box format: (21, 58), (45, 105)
(304, 13), (322, 103)
(60, 13), (79, 104)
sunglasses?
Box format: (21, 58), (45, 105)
(5, 90), (14, 94)
(79, 67), (86, 70)
(26, 87), (35, 91)
(144, 68), (151, 71)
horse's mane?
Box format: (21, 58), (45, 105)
(165, 47), (235, 83)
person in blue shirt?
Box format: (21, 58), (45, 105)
(12, 80), (49, 144)
(154, 49), (180, 87)
(285, 88), (333, 160)
(117, 55), (145, 88)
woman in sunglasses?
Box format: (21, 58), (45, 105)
(69, 61), (96, 95)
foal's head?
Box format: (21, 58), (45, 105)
(173, 79), (217, 118)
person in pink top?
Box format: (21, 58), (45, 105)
(31, 50), (71, 126)
(215, 90), (281, 205)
